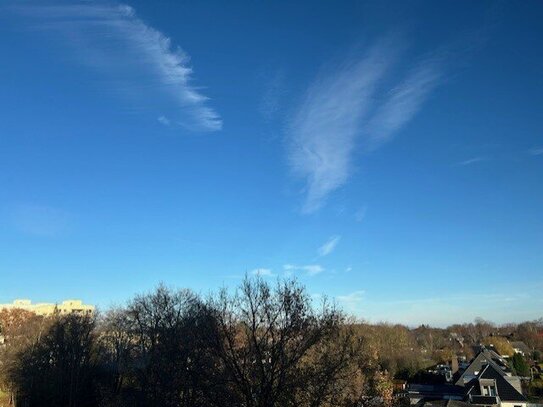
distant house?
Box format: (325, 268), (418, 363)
(450, 333), (465, 348)
(409, 349), (527, 406)
(510, 342), (531, 357)
(407, 383), (465, 405)
(464, 363), (527, 407)
(455, 348), (521, 393)
(455, 350), (507, 383)
(427, 364), (454, 383)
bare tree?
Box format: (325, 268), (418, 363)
(8, 313), (97, 407)
(205, 277), (354, 407)
(121, 284), (219, 407)
(95, 308), (138, 405)
(0, 309), (49, 406)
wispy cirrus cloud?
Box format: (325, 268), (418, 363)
(157, 115), (171, 126)
(288, 40), (397, 213)
(288, 39), (447, 213)
(318, 235), (341, 257)
(13, 2), (221, 131)
(336, 290), (365, 313)
(529, 147), (543, 156)
(250, 268), (275, 277)
(283, 264), (324, 277)
(365, 57), (443, 149)
(456, 156), (487, 166)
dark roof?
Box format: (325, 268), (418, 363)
(446, 401), (472, 407)
(511, 341), (531, 355)
(423, 400), (471, 407)
(422, 400), (448, 407)
(469, 395), (499, 405)
(455, 349), (508, 386)
(466, 363), (527, 402)
(472, 345), (506, 358)
(408, 384), (465, 397)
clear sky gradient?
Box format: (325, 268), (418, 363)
(1, 0), (542, 327)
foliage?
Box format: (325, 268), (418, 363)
(515, 319), (543, 352)
(482, 336), (514, 357)
(205, 278), (359, 407)
(2, 281), (542, 407)
(511, 353), (531, 377)
(528, 378), (543, 399)
(4, 279), (385, 407)
(432, 347), (455, 364)
(0, 308), (49, 403)
(9, 314), (97, 407)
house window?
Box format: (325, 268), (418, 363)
(482, 385), (496, 396)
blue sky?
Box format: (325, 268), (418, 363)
(1, 0), (542, 326)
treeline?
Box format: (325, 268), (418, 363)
(0, 279), (399, 407)
(353, 318), (543, 380)
(0, 278), (542, 407)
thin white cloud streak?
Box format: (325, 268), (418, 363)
(283, 264), (324, 277)
(318, 235), (341, 257)
(529, 147), (543, 156)
(366, 58), (442, 149)
(456, 156), (487, 166)
(157, 115), (170, 126)
(250, 268), (274, 277)
(336, 290), (365, 313)
(289, 40), (446, 213)
(14, 3), (221, 131)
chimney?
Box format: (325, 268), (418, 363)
(451, 355), (459, 374)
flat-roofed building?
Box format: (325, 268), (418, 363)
(0, 299), (94, 316)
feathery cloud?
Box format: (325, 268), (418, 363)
(14, 3), (221, 131)
(365, 57), (442, 149)
(283, 264), (324, 277)
(336, 290), (365, 313)
(529, 147), (543, 156)
(456, 156), (487, 166)
(157, 115), (171, 126)
(250, 268), (274, 277)
(288, 39), (446, 213)
(318, 235), (341, 257)
(288, 40), (396, 213)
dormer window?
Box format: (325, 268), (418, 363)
(480, 378), (498, 397)
(482, 385), (496, 396)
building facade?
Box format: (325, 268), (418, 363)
(0, 299), (95, 316)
